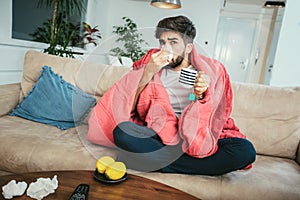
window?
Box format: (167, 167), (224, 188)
(12, 0), (87, 45)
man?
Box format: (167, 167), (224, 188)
(87, 15), (256, 175)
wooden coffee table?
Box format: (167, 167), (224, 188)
(0, 170), (200, 199)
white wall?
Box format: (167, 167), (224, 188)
(0, 0), (299, 86)
(0, 0), (222, 85)
(86, 0), (223, 57)
(270, 0), (300, 87)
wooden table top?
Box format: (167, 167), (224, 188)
(0, 170), (200, 199)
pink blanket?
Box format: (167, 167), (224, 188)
(87, 47), (245, 158)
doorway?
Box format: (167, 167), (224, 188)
(214, 17), (257, 82)
(214, 3), (285, 85)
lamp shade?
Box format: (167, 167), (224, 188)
(263, 1), (285, 8)
(151, 0), (181, 9)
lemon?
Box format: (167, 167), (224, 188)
(105, 161), (126, 180)
(96, 156), (115, 174)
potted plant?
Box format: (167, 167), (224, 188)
(30, 13), (82, 58)
(110, 17), (148, 63)
(33, 0), (89, 58)
(82, 22), (102, 50)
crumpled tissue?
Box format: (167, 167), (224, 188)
(2, 180), (28, 199)
(26, 175), (58, 200)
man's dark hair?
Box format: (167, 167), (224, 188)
(155, 15), (196, 43)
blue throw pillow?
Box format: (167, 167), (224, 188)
(10, 66), (96, 130)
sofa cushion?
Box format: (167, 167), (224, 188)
(231, 82), (300, 159)
(20, 50), (131, 101)
(135, 155), (300, 200)
(220, 155), (300, 200)
(0, 115), (117, 173)
(10, 66), (96, 130)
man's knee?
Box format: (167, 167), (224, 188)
(220, 138), (256, 167)
(244, 139), (256, 164)
(234, 139), (256, 168)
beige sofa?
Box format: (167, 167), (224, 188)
(0, 50), (299, 200)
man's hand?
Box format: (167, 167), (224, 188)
(142, 49), (171, 80)
(132, 49), (171, 112)
(194, 71), (210, 99)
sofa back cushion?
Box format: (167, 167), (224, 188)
(231, 82), (300, 159)
(20, 50), (131, 101)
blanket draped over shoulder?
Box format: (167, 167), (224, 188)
(87, 47), (245, 158)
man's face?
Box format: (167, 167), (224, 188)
(158, 31), (187, 68)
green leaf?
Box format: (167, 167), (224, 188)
(110, 17), (149, 62)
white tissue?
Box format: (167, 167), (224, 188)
(167, 49), (173, 61)
(162, 45), (173, 66)
(2, 180), (28, 199)
(26, 175), (58, 200)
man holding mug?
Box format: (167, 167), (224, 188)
(87, 15), (256, 175)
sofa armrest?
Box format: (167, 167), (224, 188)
(0, 83), (21, 117)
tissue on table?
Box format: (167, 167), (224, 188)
(26, 175), (58, 200)
(2, 180), (28, 199)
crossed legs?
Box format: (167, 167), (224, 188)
(113, 121), (256, 176)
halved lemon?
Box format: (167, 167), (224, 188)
(105, 161), (127, 180)
(96, 156), (115, 174)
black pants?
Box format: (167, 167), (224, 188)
(113, 122), (256, 176)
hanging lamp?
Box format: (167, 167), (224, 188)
(263, 1), (285, 8)
(151, 0), (181, 9)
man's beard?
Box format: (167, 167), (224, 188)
(167, 53), (185, 68)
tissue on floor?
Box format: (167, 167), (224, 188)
(2, 180), (28, 199)
(26, 175), (58, 200)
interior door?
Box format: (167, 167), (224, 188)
(214, 17), (257, 82)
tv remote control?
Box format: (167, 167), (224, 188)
(69, 184), (89, 200)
